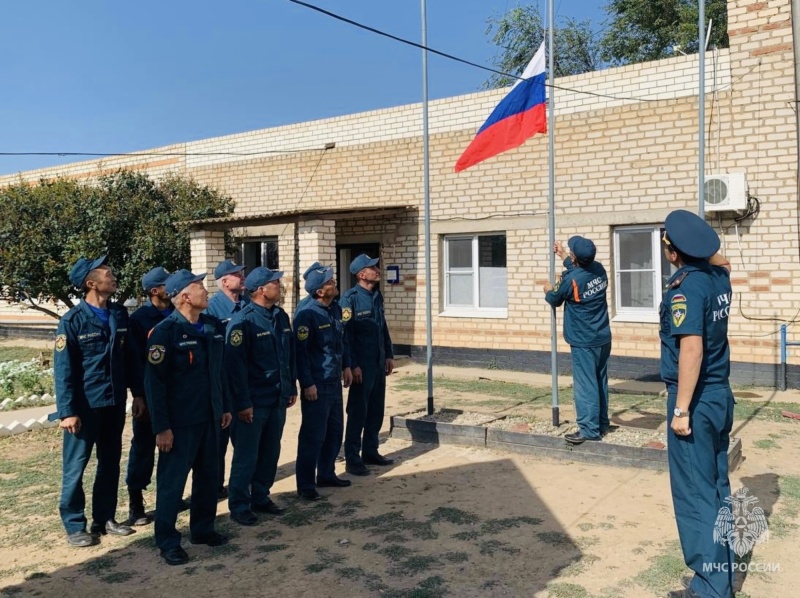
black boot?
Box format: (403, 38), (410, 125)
(128, 489), (151, 526)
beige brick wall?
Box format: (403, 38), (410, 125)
(1, 0), (797, 369)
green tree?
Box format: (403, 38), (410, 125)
(0, 170), (235, 319)
(484, 7), (600, 88)
(600, 0), (728, 65)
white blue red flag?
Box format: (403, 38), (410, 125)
(455, 42), (547, 173)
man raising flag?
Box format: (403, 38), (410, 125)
(455, 42), (547, 172)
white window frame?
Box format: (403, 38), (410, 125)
(612, 225), (672, 323)
(441, 233), (508, 319)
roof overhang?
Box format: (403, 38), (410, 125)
(188, 206), (413, 231)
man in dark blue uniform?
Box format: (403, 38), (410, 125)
(145, 269), (232, 565)
(226, 267), (297, 526)
(543, 236), (612, 444)
(54, 255), (136, 547)
(205, 258), (248, 500)
(340, 254), (395, 476)
(660, 210), (734, 598)
(294, 265), (353, 501)
(125, 266), (172, 526)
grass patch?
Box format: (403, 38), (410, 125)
(380, 545), (414, 560)
(633, 541), (689, 596)
(536, 531), (573, 547)
(204, 564), (225, 572)
(256, 543), (289, 554)
(0, 347), (45, 363)
(767, 515), (798, 539)
(280, 500), (334, 527)
(441, 551), (469, 563)
(546, 582), (591, 598)
(328, 511), (437, 540)
(337, 500), (365, 518)
(363, 542), (378, 551)
(388, 555), (442, 577)
(479, 539), (520, 556)
(256, 529), (282, 541)
(81, 556), (117, 574)
(753, 439), (780, 450)
(560, 554), (600, 576)
(779, 474), (800, 518)
(482, 516), (543, 535)
(304, 547), (346, 574)
(382, 575), (447, 598)
(452, 530), (480, 541)
(577, 523), (594, 532)
(101, 571), (134, 584)
(428, 506), (479, 525)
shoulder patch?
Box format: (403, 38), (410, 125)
(148, 345), (166, 365)
(671, 303), (687, 327)
(230, 329), (243, 347)
(297, 326), (309, 341)
(55, 334), (67, 352)
(671, 294), (686, 303)
(342, 307), (352, 322)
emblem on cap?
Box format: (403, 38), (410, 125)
(148, 345), (166, 365)
(230, 329), (243, 347)
(55, 334), (67, 352)
(297, 326), (309, 341)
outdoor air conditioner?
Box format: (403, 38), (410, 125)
(704, 173), (747, 212)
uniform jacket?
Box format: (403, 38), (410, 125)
(340, 285), (393, 371)
(128, 300), (171, 398)
(54, 300), (135, 419)
(205, 291), (249, 325)
(144, 310), (229, 433)
(659, 262), (732, 394)
(225, 302), (297, 411)
(294, 299), (351, 389)
(545, 258), (612, 348)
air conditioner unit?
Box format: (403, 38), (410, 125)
(704, 173), (747, 212)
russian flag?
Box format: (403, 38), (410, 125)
(455, 42), (547, 173)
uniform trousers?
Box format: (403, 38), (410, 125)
(571, 342), (611, 439)
(344, 365), (386, 465)
(296, 383), (343, 490)
(59, 402), (126, 534)
(228, 406), (286, 515)
(667, 389), (735, 598)
(154, 420), (219, 551)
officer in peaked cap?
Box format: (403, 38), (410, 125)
(225, 267), (297, 526)
(340, 254), (395, 477)
(54, 255), (136, 546)
(293, 265), (353, 501)
(145, 269), (232, 565)
(659, 209), (735, 598)
(125, 266), (185, 526)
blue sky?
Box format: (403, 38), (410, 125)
(0, 1), (605, 175)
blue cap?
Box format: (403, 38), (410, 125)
(349, 254), (380, 275)
(164, 269), (206, 298)
(304, 265), (334, 295)
(664, 209), (720, 259)
(141, 266), (170, 291)
(302, 261), (322, 280)
(214, 259), (246, 280)
(69, 255), (108, 288)
(568, 236), (596, 263)
(245, 267), (284, 292)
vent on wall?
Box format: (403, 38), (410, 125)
(704, 173), (747, 212)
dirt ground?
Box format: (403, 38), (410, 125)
(1, 355), (799, 597)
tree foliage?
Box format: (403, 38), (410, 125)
(484, 1), (728, 88)
(0, 170), (235, 318)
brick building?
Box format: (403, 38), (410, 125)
(1, 0), (798, 386)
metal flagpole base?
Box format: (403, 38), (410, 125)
(552, 406), (560, 427)
(427, 396), (434, 416)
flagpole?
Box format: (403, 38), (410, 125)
(547, 0), (559, 426)
(421, 0), (434, 415)
(698, 0), (706, 218)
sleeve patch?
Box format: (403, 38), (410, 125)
(342, 307), (352, 322)
(230, 329), (243, 347)
(671, 303), (687, 327)
(148, 345), (166, 365)
(297, 326), (309, 341)
(55, 334), (67, 352)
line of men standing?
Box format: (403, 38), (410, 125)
(54, 252), (394, 567)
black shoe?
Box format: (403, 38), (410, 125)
(317, 476), (352, 488)
(90, 519), (135, 536)
(252, 500), (285, 515)
(190, 532), (229, 547)
(160, 546), (190, 566)
(230, 510), (258, 526)
(66, 530), (97, 547)
(345, 463), (371, 476)
(217, 487), (229, 500)
(297, 489), (323, 501)
(179, 497), (191, 512)
(363, 453), (394, 466)
(564, 432), (600, 445)
(128, 489), (151, 526)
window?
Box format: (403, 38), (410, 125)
(613, 226), (676, 321)
(238, 238), (279, 270)
(443, 233), (507, 317)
